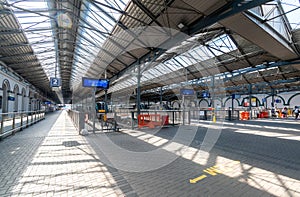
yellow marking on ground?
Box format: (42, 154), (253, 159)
(203, 167), (218, 176)
(211, 166), (223, 174)
(189, 175), (207, 184)
(189, 161), (241, 184)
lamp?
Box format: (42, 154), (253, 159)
(177, 22), (185, 29)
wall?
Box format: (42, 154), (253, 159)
(0, 62), (42, 114)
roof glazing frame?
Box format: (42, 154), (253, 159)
(70, 0), (130, 86)
(7, 0), (59, 79)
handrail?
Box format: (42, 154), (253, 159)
(0, 110), (45, 140)
(67, 110), (84, 134)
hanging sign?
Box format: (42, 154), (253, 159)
(232, 94), (241, 99)
(50, 77), (61, 87)
(82, 77), (110, 89)
(180, 89), (195, 96)
(8, 92), (15, 101)
(8, 96), (15, 101)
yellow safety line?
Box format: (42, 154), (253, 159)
(189, 175), (207, 184)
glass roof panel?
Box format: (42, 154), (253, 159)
(110, 34), (238, 93)
(71, 0), (129, 88)
(8, 0), (58, 79)
(164, 60), (181, 71)
(207, 34), (237, 56)
(281, 0), (300, 29)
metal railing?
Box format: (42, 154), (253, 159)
(139, 110), (189, 125)
(67, 110), (85, 134)
(67, 108), (247, 133)
(96, 109), (241, 130)
(0, 110), (45, 140)
(109, 110), (190, 129)
(196, 109), (240, 121)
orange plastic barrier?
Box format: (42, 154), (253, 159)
(162, 115), (169, 125)
(240, 112), (249, 120)
(259, 111), (269, 118)
(138, 114), (169, 128)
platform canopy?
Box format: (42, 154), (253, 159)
(0, 0), (299, 103)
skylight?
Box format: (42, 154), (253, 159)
(281, 0), (300, 29)
(8, 0), (58, 79)
(70, 0), (129, 87)
(109, 34), (237, 93)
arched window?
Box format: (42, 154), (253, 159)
(29, 91), (34, 112)
(22, 88), (26, 111)
(2, 80), (11, 113)
(14, 85), (19, 112)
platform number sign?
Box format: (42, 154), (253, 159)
(50, 77), (61, 87)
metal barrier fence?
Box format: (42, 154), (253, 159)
(67, 110), (85, 133)
(67, 109), (247, 133)
(139, 110), (186, 125)
(196, 110), (241, 121)
(104, 109), (242, 130)
(113, 110), (193, 129)
(0, 110), (45, 140)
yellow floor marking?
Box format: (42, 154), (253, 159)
(189, 161), (240, 184)
(189, 175), (207, 184)
(203, 167), (218, 176)
(211, 166), (222, 174)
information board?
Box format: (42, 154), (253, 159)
(232, 94), (241, 99)
(202, 92), (210, 98)
(180, 89), (195, 96)
(82, 77), (110, 89)
(8, 96), (15, 101)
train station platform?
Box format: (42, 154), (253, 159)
(0, 110), (300, 197)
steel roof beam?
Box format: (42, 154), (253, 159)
(0, 53), (35, 61)
(92, 1), (149, 26)
(0, 27), (57, 35)
(131, 0), (164, 27)
(2, 8), (65, 15)
(223, 61), (300, 82)
(2, 2), (54, 20)
(8, 57), (54, 67)
(224, 77), (300, 93)
(0, 40), (54, 48)
(109, 1), (272, 89)
(143, 61), (300, 97)
(9, 61), (40, 68)
(20, 72), (46, 76)
(187, 0), (273, 36)
(71, 29), (129, 69)
(89, 1), (146, 58)
(21, 74), (47, 80)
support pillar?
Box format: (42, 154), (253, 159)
(249, 84), (252, 119)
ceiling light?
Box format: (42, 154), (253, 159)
(177, 23), (185, 29)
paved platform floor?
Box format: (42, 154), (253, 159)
(0, 110), (300, 196)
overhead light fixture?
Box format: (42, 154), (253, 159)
(57, 12), (72, 29)
(177, 22), (185, 29)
